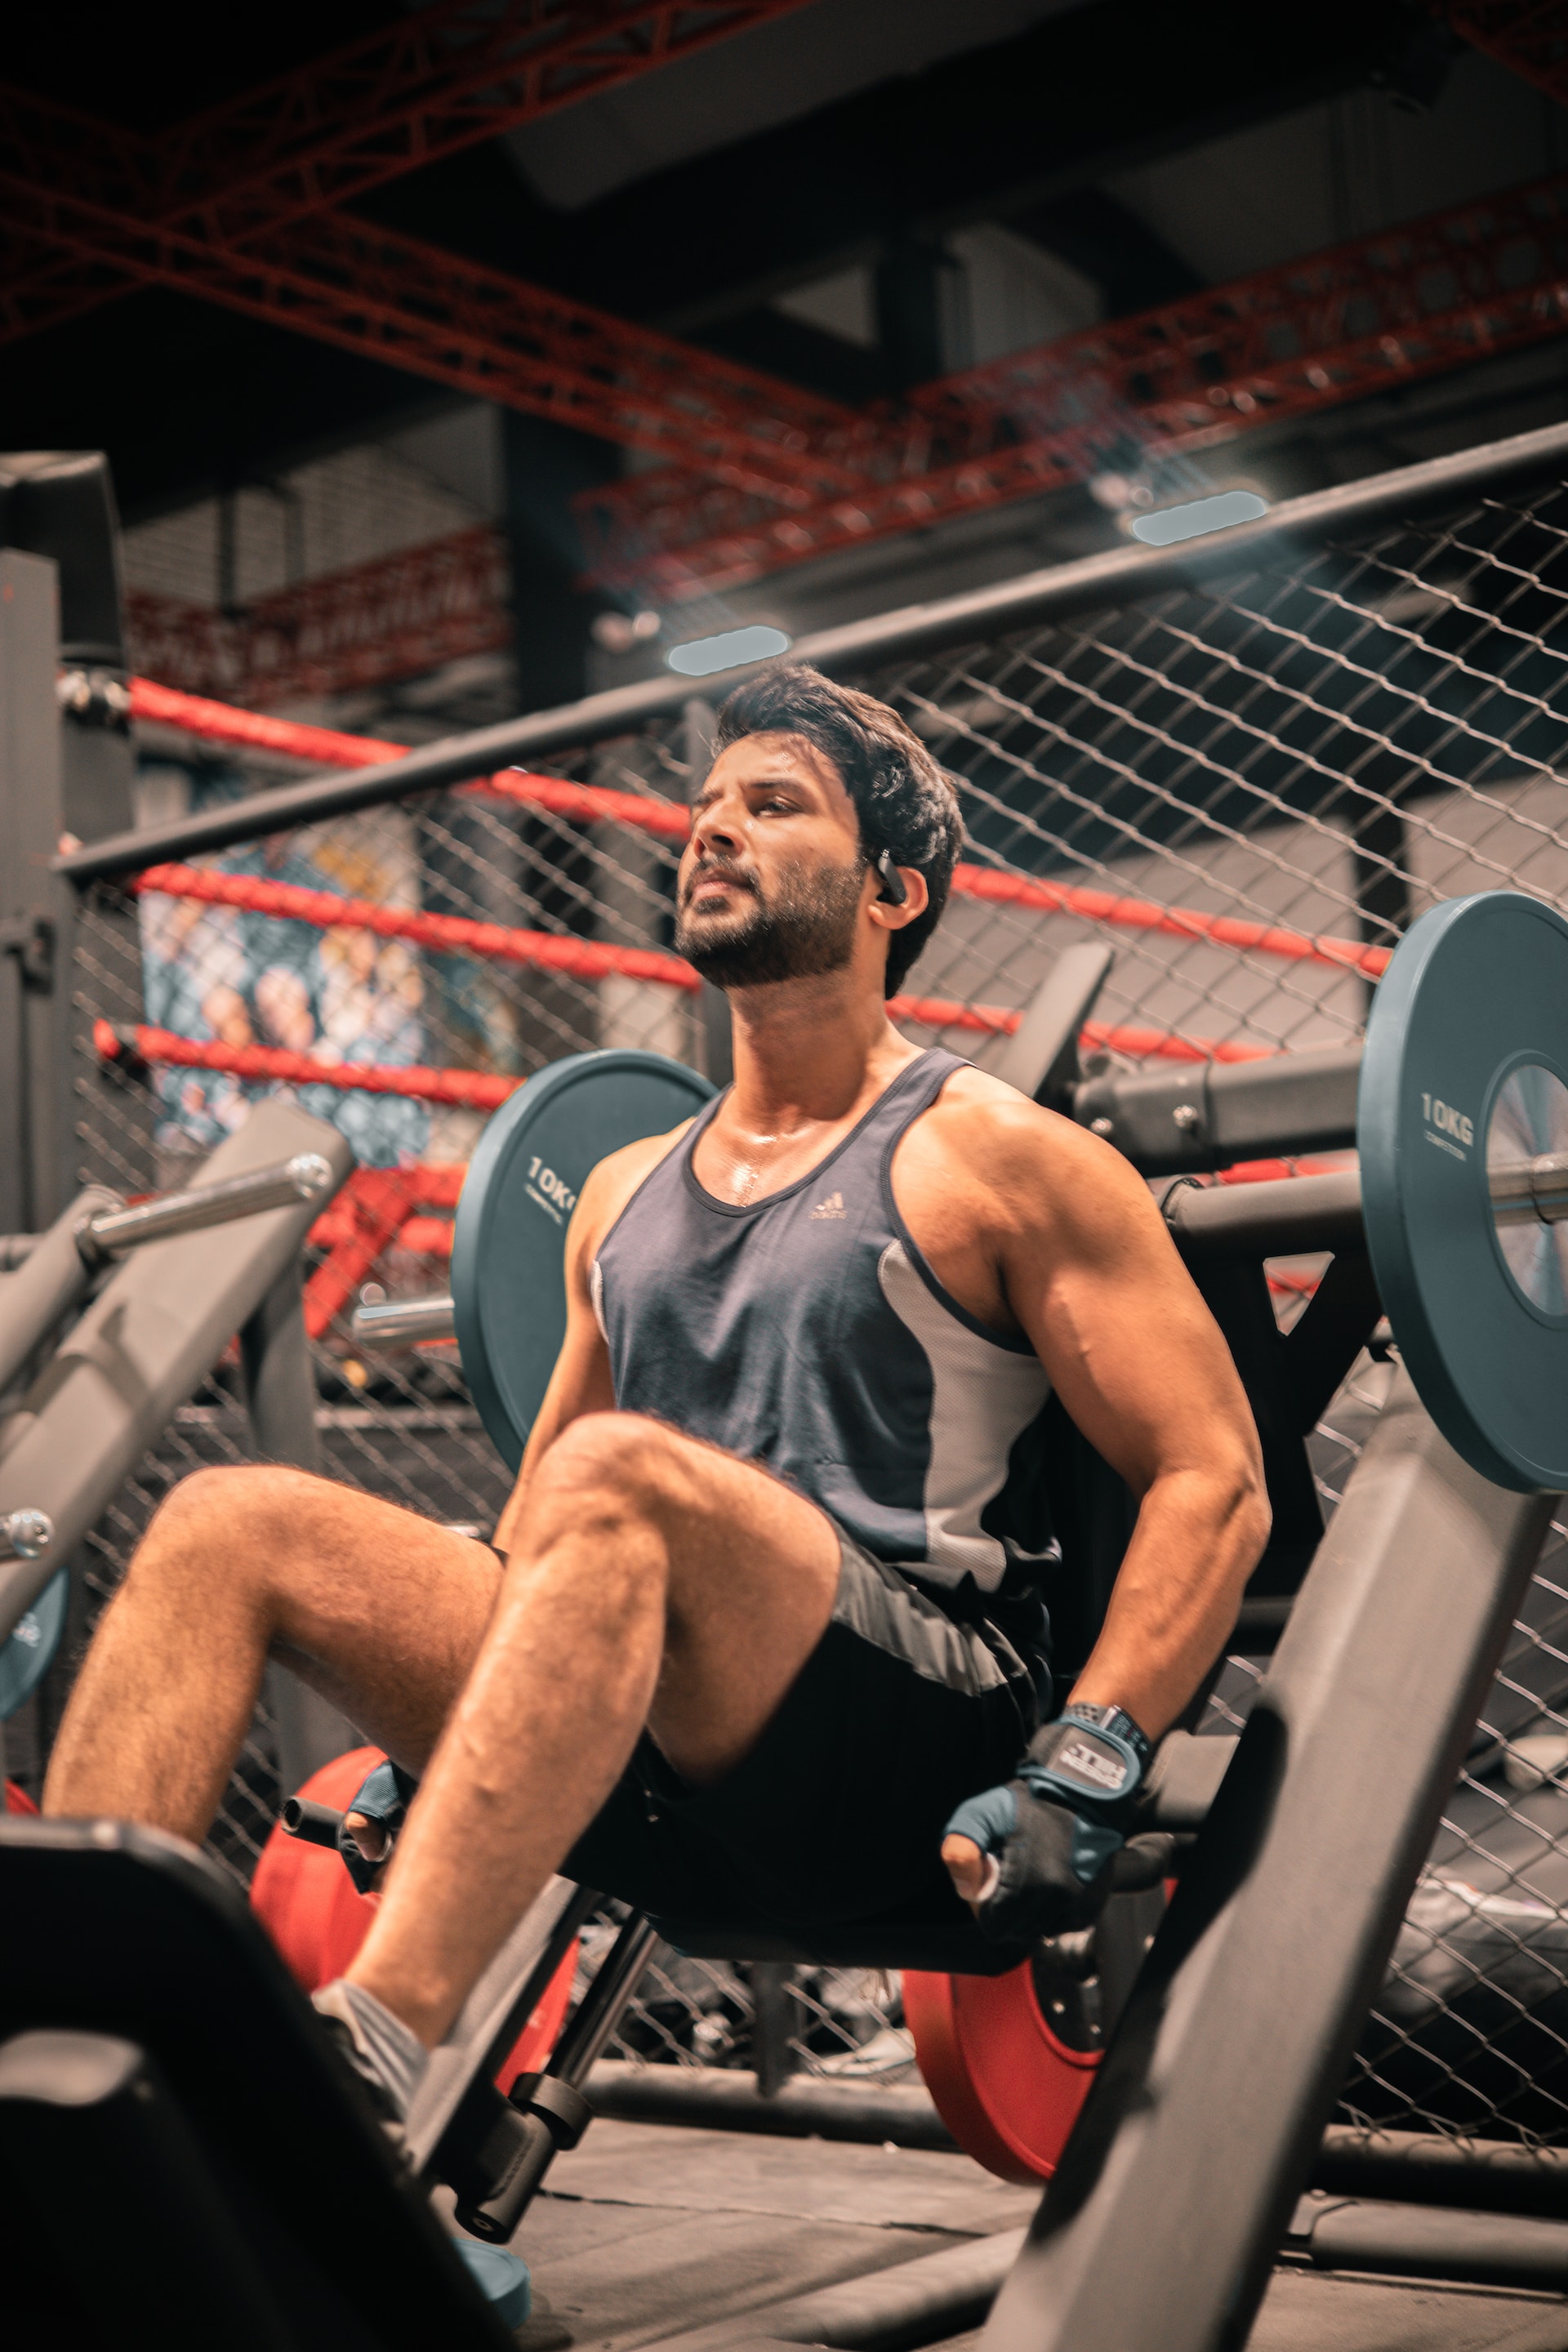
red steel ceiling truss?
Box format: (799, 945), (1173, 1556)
(0, 167), (858, 497)
(125, 524), (514, 707)
(123, 166), (1568, 690)
(1446, 1), (1568, 109)
(4, 2), (1568, 625)
(0, 0), (819, 350)
(578, 169), (1568, 598)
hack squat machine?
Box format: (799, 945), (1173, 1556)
(5, 448), (1568, 2349)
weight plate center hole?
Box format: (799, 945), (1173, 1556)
(1488, 1063), (1568, 1314)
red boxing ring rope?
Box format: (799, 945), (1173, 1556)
(136, 862), (702, 994)
(128, 677), (1390, 982)
(131, 864), (1267, 1061)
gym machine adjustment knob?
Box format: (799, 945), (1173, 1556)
(0, 1508), (52, 1562)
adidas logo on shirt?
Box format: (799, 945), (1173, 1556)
(809, 1191), (847, 1220)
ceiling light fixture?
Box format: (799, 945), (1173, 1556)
(666, 624), (791, 677)
(1129, 489), (1269, 546)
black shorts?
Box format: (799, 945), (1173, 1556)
(563, 1526), (1040, 1943)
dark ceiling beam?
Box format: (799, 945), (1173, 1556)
(449, 0), (1420, 331)
(1011, 189), (1204, 317)
(0, 287), (458, 524)
(0, 0), (1423, 519)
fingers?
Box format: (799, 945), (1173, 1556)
(942, 1831), (987, 1909)
(343, 1809), (390, 1863)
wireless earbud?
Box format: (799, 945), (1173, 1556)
(875, 849), (908, 906)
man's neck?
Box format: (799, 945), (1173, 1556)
(723, 969), (920, 1137)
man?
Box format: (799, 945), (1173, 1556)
(44, 665), (1268, 2127)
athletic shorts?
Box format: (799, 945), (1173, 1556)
(562, 1524), (1041, 1942)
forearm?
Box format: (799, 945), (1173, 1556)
(1069, 1464), (1269, 1740)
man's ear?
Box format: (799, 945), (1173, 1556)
(867, 865), (929, 930)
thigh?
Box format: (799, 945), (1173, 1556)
(570, 1536), (1035, 1931)
(535, 1414), (842, 1786)
(250, 1468), (503, 1771)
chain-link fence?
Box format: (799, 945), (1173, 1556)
(39, 425), (1568, 2118)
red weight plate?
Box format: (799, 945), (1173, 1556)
(497, 1936), (577, 2097)
(4, 1780), (38, 1815)
(251, 1744), (387, 1990)
(250, 1747), (577, 2089)
(903, 1962), (1100, 2186)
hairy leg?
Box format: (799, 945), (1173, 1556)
(42, 1465), (501, 1839)
(349, 1413), (840, 2046)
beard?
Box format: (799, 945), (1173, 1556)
(675, 853), (865, 988)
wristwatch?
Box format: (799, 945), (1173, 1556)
(1058, 1701), (1152, 1771)
(1018, 1700), (1152, 1816)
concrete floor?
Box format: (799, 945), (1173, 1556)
(465, 2119), (1568, 2352)
(499, 2118), (1033, 2351)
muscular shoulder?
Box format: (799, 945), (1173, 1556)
(568, 1119), (695, 1263)
(912, 1066), (1156, 1241)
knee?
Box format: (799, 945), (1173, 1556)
(532, 1412), (684, 1523)
(141, 1463), (322, 1593)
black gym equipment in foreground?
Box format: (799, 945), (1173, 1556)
(0, 1819), (519, 2350)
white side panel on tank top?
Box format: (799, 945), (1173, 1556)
(876, 1240), (1050, 1591)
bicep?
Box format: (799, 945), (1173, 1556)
(1009, 1160), (1258, 1497)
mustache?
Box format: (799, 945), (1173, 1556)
(679, 855), (760, 909)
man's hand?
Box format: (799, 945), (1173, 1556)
(942, 1706), (1149, 1944)
(337, 1757), (421, 1895)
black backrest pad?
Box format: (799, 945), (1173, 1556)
(0, 1817), (513, 2352)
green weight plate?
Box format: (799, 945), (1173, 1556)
(0, 1567), (68, 1722)
(452, 1050), (715, 1471)
(1360, 891), (1568, 1493)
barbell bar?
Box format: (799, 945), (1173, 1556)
(351, 1289), (457, 1348)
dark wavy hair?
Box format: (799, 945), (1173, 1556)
(711, 665), (964, 996)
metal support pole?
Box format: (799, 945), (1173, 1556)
(683, 697), (732, 1089)
(982, 1369), (1554, 2352)
(751, 1962), (797, 2098)
(0, 551), (74, 1233)
(242, 1258), (358, 1790)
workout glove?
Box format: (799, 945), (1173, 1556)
(943, 1704), (1151, 1944)
(337, 1758), (421, 1895)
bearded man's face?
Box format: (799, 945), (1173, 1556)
(675, 844), (865, 987)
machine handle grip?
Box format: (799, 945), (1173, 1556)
(280, 1795), (345, 1850)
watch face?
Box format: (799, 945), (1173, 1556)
(1054, 1731), (1133, 1799)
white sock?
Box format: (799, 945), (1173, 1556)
(312, 1977), (430, 2123)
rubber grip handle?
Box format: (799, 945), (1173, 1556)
(280, 1795), (345, 1849)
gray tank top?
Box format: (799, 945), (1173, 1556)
(592, 1049), (1057, 1615)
